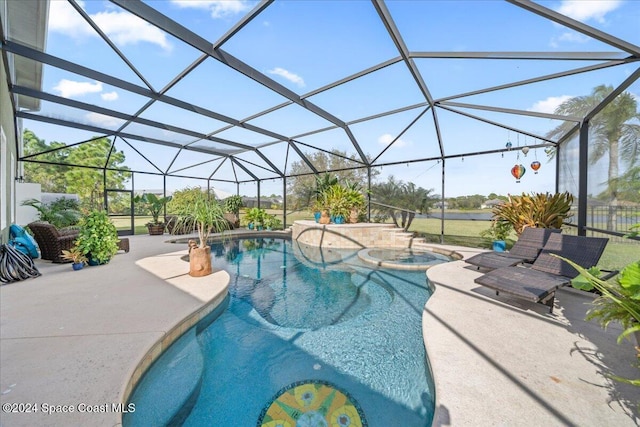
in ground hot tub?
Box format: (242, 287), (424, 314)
(358, 247), (453, 270)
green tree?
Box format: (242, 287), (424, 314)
(64, 138), (129, 211)
(546, 85), (640, 230)
(22, 130), (129, 212)
(22, 129), (69, 192)
(446, 194), (486, 210)
(487, 193), (508, 202)
(287, 150), (375, 209)
(611, 166), (640, 203)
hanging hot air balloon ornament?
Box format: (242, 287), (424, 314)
(530, 147), (541, 174)
(521, 146), (530, 157)
(511, 164), (526, 183)
(505, 140), (512, 150)
(530, 161), (541, 174)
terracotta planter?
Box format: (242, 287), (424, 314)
(349, 209), (359, 224)
(189, 246), (212, 277)
(319, 210), (331, 224)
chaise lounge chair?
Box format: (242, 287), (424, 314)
(473, 233), (609, 313)
(465, 227), (560, 270)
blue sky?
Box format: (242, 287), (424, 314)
(20, 0), (640, 198)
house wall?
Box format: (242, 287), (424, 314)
(16, 182), (42, 225)
(0, 55), (17, 243)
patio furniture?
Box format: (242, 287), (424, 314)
(117, 238), (130, 253)
(473, 233), (609, 313)
(27, 221), (79, 263)
(465, 227), (560, 270)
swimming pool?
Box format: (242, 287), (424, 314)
(125, 237), (443, 426)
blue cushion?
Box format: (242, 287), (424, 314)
(9, 224), (40, 259)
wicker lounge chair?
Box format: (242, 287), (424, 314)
(473, 233), (609, 313)
(27, 221), (79, 263)
(465, 227), (560, 270)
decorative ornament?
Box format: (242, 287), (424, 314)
(258, 380), (367, 427)
(531, 161), (541, 174)
(511, 164), (526, 182)
(521, 146), (530, 157)
(505, 141), (512, 150)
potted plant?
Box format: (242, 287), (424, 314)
(223, 195), (243, 229)
(61, 245), (88, 270)
(134, 193), (172, 235)
(173, 191), (230, 277)
(264, 214), (282, 230)
(325, 184), (350, 224)
(312, 193), (330, 224)
(480, 220), (512, 252)
(312, 173), (338, 222)
(75, 210), (120, 265)
(243, 207), (267, 230)
(344, 183), (366, 223)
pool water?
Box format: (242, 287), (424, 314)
(367, 249), (450, 265)
(125, 238), (444, 426)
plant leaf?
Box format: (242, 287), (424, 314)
(619, 261), (640, 299)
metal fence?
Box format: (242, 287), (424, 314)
(563, 205), (639, 243)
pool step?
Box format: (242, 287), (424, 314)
(381, 227), (430, 249)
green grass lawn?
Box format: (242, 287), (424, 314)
(114, 212), (639, 271)
(111, 215), (153, 235)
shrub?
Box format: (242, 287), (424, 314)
(75, 210), (119, 263)
(22, 197), (81, 228)
(492, 192), (573, 235)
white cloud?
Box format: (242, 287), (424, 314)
(101, 91), (119, 101)
(268, 67), (305, 88)
(557, 32), (589, 43)
(528, 95), (573, 114)
(378, 133), (408, 148)
(49, 0), (171, 51)
(48, 0), (94, 38)
(53, 79), (103, 98)
(171, 0), (252, 18)
(92, 11), (171, 51)
(556, 0), (622, 23)
(85, 112), (125, 128)
(549, 30), (590, 48)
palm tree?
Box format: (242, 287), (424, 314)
(372, 176), (436, 231)
(371, 175), (403, 226)
(546, 85), (640, 231)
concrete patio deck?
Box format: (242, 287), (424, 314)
(425, 245), (640, 426)
(1, 233), (638, 426)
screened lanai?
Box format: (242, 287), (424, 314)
(2, 0), (639, 246)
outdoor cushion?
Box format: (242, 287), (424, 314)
(465, 227), (560, 270)
(9, 224), (39, 259)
